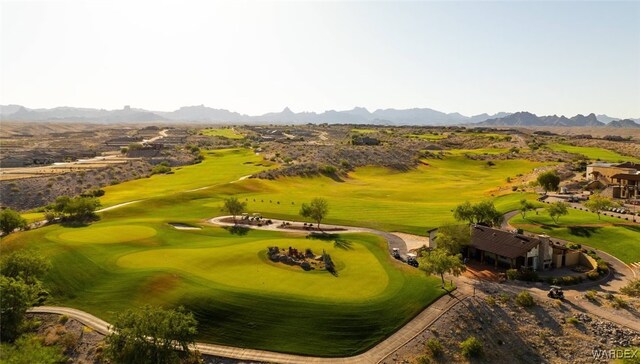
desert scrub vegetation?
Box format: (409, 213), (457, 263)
(621, 279), (640, 297)
(515, 291), (535, 307)
(424, 338), (443, 357)
(459, 336), (483, 358)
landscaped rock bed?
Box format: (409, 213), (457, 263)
(266, 246), (336, 273)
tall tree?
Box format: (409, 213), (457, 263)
(63, 196), (101, 221)
(0, 208), (27, 235)
(519, 199), (536, 219)
(0, 276), (37, 342)
(1, 250), (50, 285)
(584, 194), (615, 220)
(223, 197), (247, 224)
(547, 201), (569, 224)
(434, 225), (470, 255)
(537, 171), (560, 193)
(453, 201), (475, 224)
(105, 305), (199, 364)
(0, 250), (50, 342)
(300, 198), (329, 230)
(453, 200), (503, 227)
(418, 248), (466, 288)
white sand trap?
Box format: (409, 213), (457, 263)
(169, 223), (202, 230)
(391, 232), (430, 251)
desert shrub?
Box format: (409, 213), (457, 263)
(587, 270), (601, 280)
(519, 269), (539, 282)
(620, 279), (640, 297)
(58, 315), (69, 324)
(151, 162), (171, 175)
(59, 332), (79, 350)
(425, 338), (443, 357)
(459, 336), (483, 358)
(321, 165), (337, 175)
(567, 317), (579, 325)
(560, 275), (583, 285)
(566, 242), (581, 250)
(485, 295), (496, 305)
(415, 355), (432, 364)
(585, 290), (598, 301)
(596, 260), (609, 273)
(611, 296), (628, 309)
(497, 292), (511, 304)
(515, 291), (535, 307)
(506, 269), (519, 280)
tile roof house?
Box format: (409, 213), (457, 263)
(468, 225), (553, 271)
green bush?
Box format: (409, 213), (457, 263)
(611, 296), (628, 309)
(597, 260), (609, 273)
(425, 338), (443, 357)
(585, 290), (598, 301)
(151, 163), (171, 175)
(459, 336), (483, 358)
(497, 292), (511, 303)
(515, 291), (535, 307)
(586, 270), (601, 280)
(567, 317), (579, 325)
(58, 315), (69, 324)
(566, 242), (581, 250)
(620, 279), (640, 297)
(506, 269), (519, 280)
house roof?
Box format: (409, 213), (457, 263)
(470, 225), (541, 259)
(615, 162), (640, 170)
(612, 173), (640, 182)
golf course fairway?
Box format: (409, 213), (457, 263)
(2, 147), (558, 356)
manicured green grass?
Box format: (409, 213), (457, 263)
(99, 149), (275, 207)
(3, 223), (443, 356)
(444, 148), (511, 156)
(197, 156), (545, 234)
(407, 133), (448, 140)
(22, 212), (45, 223)
(460, 132), (512, 141)
(351, 128), (378, 134)
(3, 148), (555, 356)
(199, 128), (245, 139)
(546, 143), (640, 163)
(510, 208), (640, 263)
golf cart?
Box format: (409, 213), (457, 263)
(406, 253), (419, 267)
(392, 247), (402, 260)
(547, 285), (564, 299)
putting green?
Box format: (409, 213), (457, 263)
(58, 225), (157, 244)
(117, 236), (389, 300)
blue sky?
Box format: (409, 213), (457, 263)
(1, 0), (639, 117)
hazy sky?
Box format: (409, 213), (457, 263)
(1, 0), (639, 117)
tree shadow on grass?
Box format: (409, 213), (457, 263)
(224, 225), (250, 236)
(60, 216), (100, 228)
(333, 238), (353, 250)
(307, 232), (353, 250)
(307, 232), (339, 241)
(568, 226), (601, 238)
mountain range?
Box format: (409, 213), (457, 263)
(479, 111), (640, 128)
(0, 104), (638, 127)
